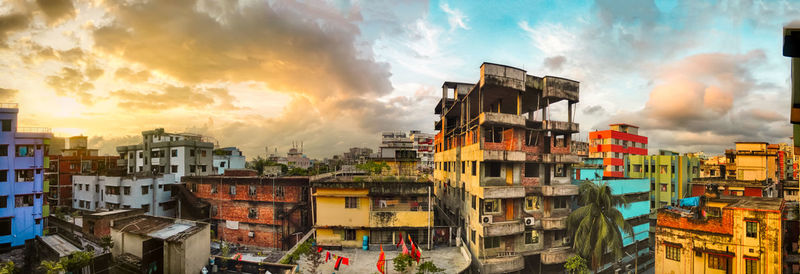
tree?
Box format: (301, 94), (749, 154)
(567, 180), (633, 272)
(245, 156), (273, 175)
(356, 161), (389, 175)
(100, 235), (114, 253)
(39, 260), (64, 274)
(0, 261), (17, 274)
(392, 254), (415, 273)
(59, 251), (93, 272)
(564, 255), (589, 274)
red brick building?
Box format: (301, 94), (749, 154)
(589, 123), (648, 177)
(47, 146), (121, 208)
(181, 170), (311, 249)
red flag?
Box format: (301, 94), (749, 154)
(343, 257), (349, 265)
(334, 257), (343, 270)
(326, 251), (330, 262)
(409, 235), (422, 263)
(396, 232), (403, 247)
(401, 238), (409, 255)
(316, 247), (323, 253)
(377, 245), (385, 274)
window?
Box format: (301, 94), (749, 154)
(229, 185), (236, 195)
(708, 254), (727, 270)
(484, 237), (500, 249)
(470, 229), (475, 243)
(525, 196), (540, 211)
(483, 199), (500, 213)
(660, 165), (667, 174)
(142, 204), (150, 212)
(15, 169), (33, 182)
(248, 207), (258, 219)
(200, 165), (207, 172)
(471, 195), (477, 210)
(191, 183), (197, 192)
(525, 229), (539, 244)
(660, 184), (667, 191)
(249, 185), (257, 196)
(0, 196), (6, 208)
(190, 149), (195, 157)
(141, 186), (149, 195)
(0, 170), (5, 182)
(274, 186), (285, 198)
(555, 164), (566, 177)
(95, 185), (99, 193)
(746, 221), (758, 238)
(123, 186), (131, 195)
(345, 229), (356, 241)
(171, 149), (177, 157)
(665, 245), (680, 261)
(0, 120), (10, 132)
(745, 258), (758, 274)
(554, 197), (569, 209)
(345, 197), (359, 208)
(486, 162), (501, 177)
(471, 161), (476, 175)
(201, 150), (207, 157)
(14, 195), (33, 207)
(525, 163), (539, 177)
(138, 151), (143, 158)
(211, 184), (217, 194)
(171, 165), (178, 173)
(0, 219), (9, 236)
(220, 162), (226, 168)
(632, 165), (641, 172)
(0, 145), (6, 156)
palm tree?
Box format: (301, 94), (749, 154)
(39, 260), (64, 274)
(567, 180), (634, 272)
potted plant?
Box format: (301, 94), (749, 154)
(219, 243), (230, 271)
(258, 261), (266, 274)
(233, 253), (243, 272)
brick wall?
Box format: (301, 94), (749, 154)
(657, 209), (733, 235)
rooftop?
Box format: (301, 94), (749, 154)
(113, 215), (207, 242)
(297, 246), (469, 274)
(40, 235), (82, 257)
(609, 123), (639, 128)
(721, 196), (784, 212)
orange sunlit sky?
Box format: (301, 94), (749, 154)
(0, 0), (797, 158)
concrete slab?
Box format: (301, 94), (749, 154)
(297, 247), (469, 274)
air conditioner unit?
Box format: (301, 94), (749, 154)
(481, 215), (493, 224)
(524, 217), (535, 226)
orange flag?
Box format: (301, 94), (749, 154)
(377, 245), (386, 274)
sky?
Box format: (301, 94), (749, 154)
(0, 0), (797, 159)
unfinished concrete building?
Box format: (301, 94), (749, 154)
(434, 63), (580, 273)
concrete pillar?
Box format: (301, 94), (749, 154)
(567, 102), (573, 123)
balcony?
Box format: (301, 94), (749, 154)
(483, 186), (525, 199)
(479, 112), (526, 128)
(482, 254), (524, 274)
(541, 246), (572, 264)
(483, 150), (525, 162)
(484, 220), (525, 237)
(536, 184), (578, 196)
(541, 154), (581, 163)
(543, 120), (579, 133)
(116, 159), (127, 166)
(151, 158), (161, 165)
(542, 76), (579, 102)
(541, 216), (567, 230)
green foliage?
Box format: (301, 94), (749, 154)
(392, 254), (415, 273)
(0, 261), (17, 274)
(245, 156), (284, 175)
(356, 161), (389, 175)
(567, 180), (633, 272)
(59, 251), (93, 271)
(279, 239), (313, 264)
(564, 255), (589, 274)
(220, 242), (231, 259)
(416, 261), (444, 274)
(54, 207), (65, 220)
(288, 168), (309, 176)
(100, 235), (114, 253)
(39, 260), (64, 274)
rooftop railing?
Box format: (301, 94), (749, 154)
(18, 127), (52, 133)
(0, 103), (18, 109)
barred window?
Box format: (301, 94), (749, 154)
(745, 258), (758, 274)
(746, 221), (758, 238)
(525, 229), (539, 244)
(665, 245), (680, 261)
(345, 197), (359, 209)
(708, 254), (728, 270)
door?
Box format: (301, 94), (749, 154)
(505, 200), (514, 220)
(141, 238), (164, 274)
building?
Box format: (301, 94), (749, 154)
(573, 158), (652, 273)
(116, 128), (214, 183)
(182, 170), (311, 249)
(213, 147), (246, 175)
(785, 22), (800, 154)
(46, 135), (120, 208)
(111, 215), (210, 274)
(589, 123), (648, 177)
(71, 174), (177, 217)
(570, 140), (589, 157)
(409, 130), (435, 172)
(341, 147), (373, 165)
(81, 208), (146, 240)
(655, 193), (784, 273)
(311, 174), (433, 249)
(626, 150), (701, 208)
(434, 63), (581, 273)
(700, 156), (727, 178)
(689, 178), (775, 198)
(729, 142), (777, 182)
(0, 104), (53, 248)
(376, 131), (419, 176)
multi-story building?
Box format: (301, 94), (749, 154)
(341, 147), (373, 165)
(655, 192), (783, 273)
(626, 150), (701, 208)
(116, 128), (214, 183)
(71, 174), (177, 217)
(700, 155), (727, 178)
(0, 104), (52, 248)
(688, 178), (775, 198)
(574, 158), (652, 273)
(434, 63), (581, 273)
(409, 130), (435, 172)
(376, 131), (419, 176)
(182, 169), (311, 249)
(312, 174), (433, 249)
(212, 147), (245, 175)
(728, 142), (777, 182)
(46, 135), (120, 208)
(269, 143), (312, 169)
(570, 140), (589, 158)
(589, 124), (648, 177)
(785, 23), (800, 154)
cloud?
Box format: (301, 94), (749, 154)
(543, 55), (566, 71)
(0, 88), (19, 101)
(0, 14), (29, 47)
(36, 0), (76, 25)
(93, 0), (393, 99)
(440, 3), (469, 31)
(45, 67), (94, 104)
(114, 67), (151, 83)
(111, 85), (237, 111)
(582, 105), (604, 115)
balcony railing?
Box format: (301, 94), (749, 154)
(484, 220), (525, 237)
(0, 103), (18, 108)
(17, 127), (52, 133)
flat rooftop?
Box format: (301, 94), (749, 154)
(297, 246), (469, 274)
(113, 215), (206, 242)
(41, 235), (81, 257)
(718, 196), (783, 212)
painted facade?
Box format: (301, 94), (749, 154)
(116, 128), (214, 183)
(626, 151), (701, 208)
(0, 104), (52, 248)
(589, 124), (648, 177)
(72, 174), (177, 217)
(212, 147), (246, 175)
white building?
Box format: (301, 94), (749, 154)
(72, 174), (177, 217)
(213, 147), (246, 174)
(116, 128), (214, 183)
(409, 130), (434, 171)
(379, 131), (415, 158)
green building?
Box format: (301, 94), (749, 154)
(624, 150), (701, 208)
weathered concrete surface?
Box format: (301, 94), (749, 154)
(484, 220), (525, 237)
(480, 112), (526, 127)
(482, 254), (525, 273)
(482, 186), (525, 199)
(483, 150), (525, 162)
(480, 63), (526, 91)
(541, 216), (568, 230)
(542, 76), (579, 102)
(297, 246), (470, 274)
(541, 154), (581, 164)
(537, 184), (579, 196)
(543, 120), (579, 133)
(541, 246), (572, 264)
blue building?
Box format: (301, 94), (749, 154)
(0, 104), (52, 248)
(573, 158), (652, 273)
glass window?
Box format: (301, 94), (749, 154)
(345, 229), (356, 241)
(229, 185), (236, 195)
(665, 245), (680, 261)
(708, 254), (728, 270)
(123, 186), (131, 195)
(745, 258), (758, 274)
(345, 197), (359, 209)
(171, 149), (178, 157)
(483, 199), (500, 213)
(484, 237), (500, 249)
(471, 161), (476, 175)
(1, 120), (10, 132)
(525, 196), (541, 211)
(0, 145), (6, 156)
(746, 221), (758, 238)
(525, 229), (539, 244)
(141, 185), (149, 195)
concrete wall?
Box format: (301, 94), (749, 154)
(72, 174), (176, 217)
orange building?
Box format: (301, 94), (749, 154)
(589, 124), (648, 177)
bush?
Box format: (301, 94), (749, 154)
(393, 254), (415, 273)
(416, 261), (444, 274)
(279, 239), (312, 265)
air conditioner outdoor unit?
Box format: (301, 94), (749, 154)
(481, 215), (493, 224)
(524, 217), (535, 226)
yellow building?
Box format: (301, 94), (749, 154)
(732, 142), (777, 182)
(311, 175), (433, 248)
(655, 193), (783, 274)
